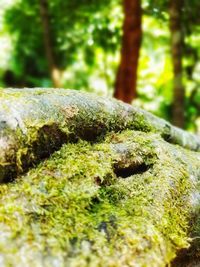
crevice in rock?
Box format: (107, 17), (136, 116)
(113, 162), (151, 178)
(171, 248), (200, 267)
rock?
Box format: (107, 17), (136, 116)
(0, 88), (200, 266)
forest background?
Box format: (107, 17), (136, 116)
(0, 0), (200, 132)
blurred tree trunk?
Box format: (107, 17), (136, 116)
(114, 0), (142, 104)
(169, 0), (185, 128)
(39, 0), (61, 88)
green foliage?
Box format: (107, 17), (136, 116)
(4, 1), (48, 86)
(2, 0), (122, 91)
(143, 0), (200, 127)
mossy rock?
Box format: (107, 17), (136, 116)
(1, 88), (200, 182)
(0, 89), (200, 266)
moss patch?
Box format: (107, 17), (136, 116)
(1, 88), (200, 183)
(0, 130), (199, 266)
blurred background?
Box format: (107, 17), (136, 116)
(0, 0), (200, 131)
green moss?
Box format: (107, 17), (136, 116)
(1, 88), (200, 183)
(0, 130), (199, 266)
(128, 113), (155, 133)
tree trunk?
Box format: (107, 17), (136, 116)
(114, 0), (142, 103)
(39, 0), (61, 87)
(169, 0), (185, 128)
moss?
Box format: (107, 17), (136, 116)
(0, 130), (199, 266)
(1, 88), (200, 182)
(1, 89), (200, 265)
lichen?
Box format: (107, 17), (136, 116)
(0, 130), (199, 266)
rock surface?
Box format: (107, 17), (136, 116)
(0, 88), (200, 266)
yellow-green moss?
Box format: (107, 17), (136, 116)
(0, 130), (199, 266)
(1, 88), (200, 183)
